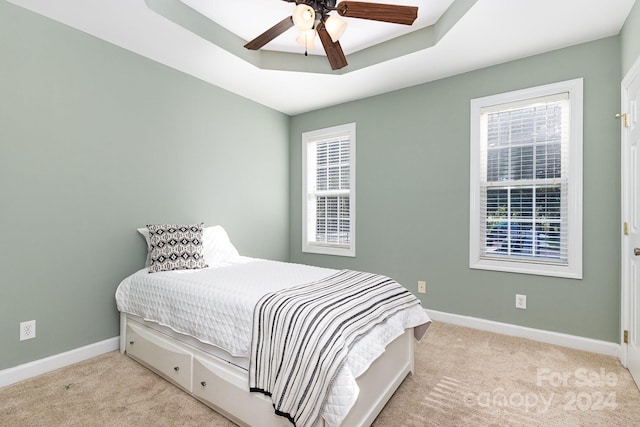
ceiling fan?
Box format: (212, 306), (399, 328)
(244, 0), (419, 70)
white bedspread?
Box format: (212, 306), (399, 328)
(115, 257), (431, 426)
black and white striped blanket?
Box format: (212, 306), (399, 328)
(249, 269), (422, 427)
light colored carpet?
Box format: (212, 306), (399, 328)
(2, 322), (639, 426)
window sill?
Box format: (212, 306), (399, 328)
(303, 243), (355, 257)
(470, 257), (582, 279)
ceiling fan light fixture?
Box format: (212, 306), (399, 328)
(244, 1), (419, 71)
(324, 15), (347, 42)
(296, 29), (316, 49)
(292, 4), (316, 30)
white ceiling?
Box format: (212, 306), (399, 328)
(182, 0), (453, 55)
(6, 0), (637, 115)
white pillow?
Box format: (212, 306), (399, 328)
(137, 227), (153, 267)
(202, 225), (240, 266)
(138, 225), (239, 268)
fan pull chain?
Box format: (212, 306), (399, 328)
(304, 31), (309, 57)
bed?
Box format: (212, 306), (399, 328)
(115, 224), (431, 426)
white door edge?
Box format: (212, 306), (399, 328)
(621, 54), (640, 368)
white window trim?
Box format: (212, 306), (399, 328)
(469, 79), (583, 279)
(302, 123), (356, 257)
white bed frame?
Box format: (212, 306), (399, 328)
(119, 312), (415, 426)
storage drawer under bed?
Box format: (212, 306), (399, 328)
(125, 320), (193, 391)
(192, 355), (291, 427)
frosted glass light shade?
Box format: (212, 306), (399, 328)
(296, 29), (316, 49)
(292, 4), (316, 30)
(325, 15), (347, 42)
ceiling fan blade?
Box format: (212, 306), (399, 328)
(317, 22), (348, 70)
(244, 16), (294, 50)
(336, 1), (418, 25)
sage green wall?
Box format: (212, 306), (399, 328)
(0, 2), (290, 370)
(1, 1), (633, 373)
(290, 37), (621, 342)
(621, 0), (640, 76)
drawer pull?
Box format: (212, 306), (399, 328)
(129, 341), (134, 345)
(174, 366), (180, 372)
(201, 381), (207, 387)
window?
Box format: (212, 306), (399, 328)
(302, 123), (356, 257)
(469, 79), (583, 278)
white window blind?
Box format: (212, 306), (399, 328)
(303, 123), (356, 257)
(470, 79), (582, 279)
(313, 137), (351, 245)
(480, 93), (569, 263)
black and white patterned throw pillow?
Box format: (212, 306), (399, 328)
(147, 223), (208, 273)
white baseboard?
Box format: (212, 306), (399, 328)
(0, 337), (119, 388)
(426, 309), (620, 358)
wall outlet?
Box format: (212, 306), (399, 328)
(20, 320), (36, 341)
(418, 281), (426, 294)
(515, 294), (527, 310)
